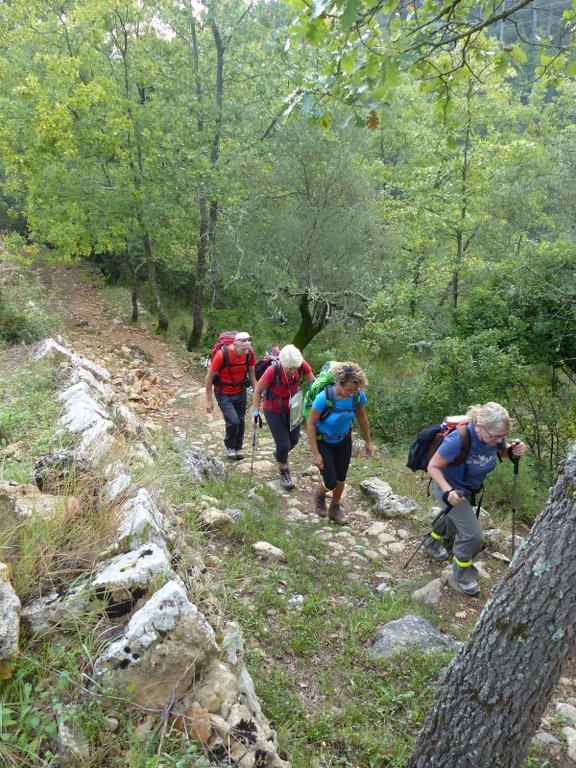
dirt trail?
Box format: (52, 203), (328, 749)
(41, 263), (208, 433)
(38, 262), (493, 609)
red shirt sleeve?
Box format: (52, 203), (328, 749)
(210, 350), (224, 372)
(248, 350), (256, 366)
(301, 360), (312, 376)
(259, 364), (275, 387)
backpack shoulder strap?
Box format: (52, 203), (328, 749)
(318, 384), (335, 422)
(455, 424), (470, 463)
(455, 424), (470, 481)
(272, 358), (281, 387)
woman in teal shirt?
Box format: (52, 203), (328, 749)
(307, 362), (374, 525)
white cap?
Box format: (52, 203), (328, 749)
(234, 332), (251, 342)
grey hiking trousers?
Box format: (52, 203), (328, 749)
(431, 481), (483, 566)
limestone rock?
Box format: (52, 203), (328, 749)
(0, 563), (20, 660)
(369, 615), (460, 658)
(360, 477), (418, 518)
(183, 445), (226, 483)
(198, 508), (234, 536)
(252, 541), (286, 561)
(0, 481), (79, 522)
(116, 488), (170, 552)
(34, 337), (110, 381)
(412, 578), (443, 606)
(94, 580), (218, 708)
(91, 543), (178, 616)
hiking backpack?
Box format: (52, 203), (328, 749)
(209, 331), (250, 387)
(254, 346), (281, 381)
(302, 361), (360, 422)
(406, 415), (470, 473)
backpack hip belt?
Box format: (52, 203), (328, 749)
(317, 428), (352, 442)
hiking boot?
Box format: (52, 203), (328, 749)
(422, 533), (450, 562)
(235, 449), (245, 460)
(452, 562), (480, 596)
(328, 502), (348, 525)
(315, 488), (327, 517)
(225, 447), (237, 460)
(279, 467), (295, 491)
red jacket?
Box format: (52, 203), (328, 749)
(261, 360), (312, 413)
(210, 344), (255, 394)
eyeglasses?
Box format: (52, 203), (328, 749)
(482, 426), (508, 440)
(236, 336), (251, 342)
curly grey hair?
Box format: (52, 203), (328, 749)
(332, 362), (367, 390)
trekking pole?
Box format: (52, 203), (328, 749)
(402, 504), (453, 571)
(249, 424), (257, 483)
(511, 452), (521, 557)
(249, 414), (262, 483)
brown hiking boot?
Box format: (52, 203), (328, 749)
(328, 502), (347, 525)
(315, 488), (327, 517)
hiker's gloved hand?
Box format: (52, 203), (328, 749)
(508, 439), (527, 459)
(442, 489), (465, 506)
(252, 411), (262, 427)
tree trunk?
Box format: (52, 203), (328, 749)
(291, 291), (329, 351)
(405, 450), (576, 768)
(187, 197), (209, 350)
(143, 233), (168, 332)
(186, 13), (223, 350)
(129, 264), (139, 323)
(127, 245), (139, 323)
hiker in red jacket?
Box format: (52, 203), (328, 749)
(251, 344), (315, 490)
(206, 332), (256, 460)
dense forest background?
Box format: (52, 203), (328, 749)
(1, 0), (575, 492)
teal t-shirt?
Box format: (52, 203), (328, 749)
(312, 388), (367, 444)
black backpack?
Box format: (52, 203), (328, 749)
(406, 417), (470, 473)
(254, 347), (280, 381)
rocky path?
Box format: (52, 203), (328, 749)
(39, 262), (500, 613)
(38, 261), (576, 766)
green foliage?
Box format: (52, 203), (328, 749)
(0, 358), (61, 463)
(0, 274), (58, 347)
(369, 336), (526, 438)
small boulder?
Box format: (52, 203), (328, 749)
(369, 615), (459, 659)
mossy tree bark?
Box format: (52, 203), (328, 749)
(291, 291), (330, 351)
(405, 447), (576, 768)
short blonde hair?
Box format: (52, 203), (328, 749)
(467, 402), (510, 432)
(333, 362), (367, 390)
(279, 344), (303, 370)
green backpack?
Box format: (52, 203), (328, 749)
(302, 361), (360, 423)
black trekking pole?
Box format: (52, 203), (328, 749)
(511, 453), (520, 557)
(402, 504), (453, 571)
(249, 414), (262, 483)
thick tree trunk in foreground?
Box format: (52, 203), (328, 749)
(406, 447), (576, 768)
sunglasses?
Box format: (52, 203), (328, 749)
(483, 426), (508, 440)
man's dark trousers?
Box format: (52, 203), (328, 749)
(215, 389), (247, 450)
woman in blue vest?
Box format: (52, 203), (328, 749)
(307, 362), (374, 525)
(423, 401), (527, 596)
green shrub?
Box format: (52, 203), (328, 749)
(0, 273), (58, 347)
